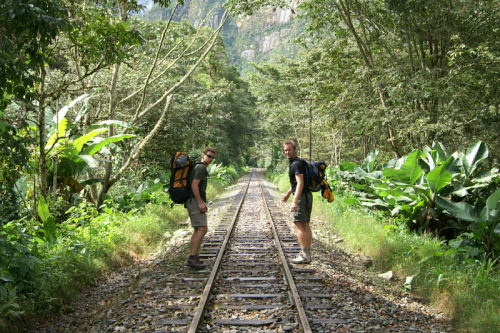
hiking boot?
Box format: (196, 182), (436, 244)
(187, 255), (206, 270)
(290, 253), (311, 264)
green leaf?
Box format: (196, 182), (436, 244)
(80, 179), (103, 187)
(449, 239), (462, 249)
(361, 149), (379, 172)
(433, 142), (450, 161)
(445, 155), (462, 177)
(463, 141), (488, 177)
(400, 149), (424, 185)
(344, 199), (359, 205)
(73, 129), (107, 152)
(78, 155), (99, 168)
(37, 195), (49, 223)
(82, 134), (135, 156)
(422, 145), (435, 170)
(486, 188), (500, 211)
(435, 196), (480, 222)
(54, 94), (88, 123)
(383, 168), (409, 183)
(44, 215), (56, 245)
(427, 165), (452, 195)
(339, 160), (359, 171)
(46, 118), (68, 149)
(87, 120), (137, 131)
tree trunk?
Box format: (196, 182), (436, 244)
(38, 66), (48, 200)
(96, 63), (120, 208)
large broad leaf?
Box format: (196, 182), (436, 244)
(361, 149), (379, 172)
(72, 129), (107, 152)
(486, 188), (500, 210)
(87, 120), (138, 131)
(450, 152), (465, 175)
(82, 134), (135, 156)
(480, 208), (500, 224)
(427, 165), (452, 195)
(383, 168), (409, 183)
(401, 150), (424, 185)
(61, 177), (84, 192)
(394, 155), (407, 169)
(54, 94), (88, 123)
(381, 158), (398, 169)
(433, 142), (450, 161)
(75, 96), (90, 122)
(463, 141), (488, 177)
(422, 145), (435, 170)
(57, 157), (90, 178)
(45, 118), (68, 149)
(474, 168), (500, 183)
(435, 196), (480, 222)
(349, 182), (370, 191)
(360, 199), (390, 209)
(339, 160), (359, 171)
(78, 154), (99, 168)
(418, 159), (431, 174)
(389, 188), (418, 202)
(37, 195), (50, 223)
(43, 215), (57, 245)
(80, 179), (103, 187)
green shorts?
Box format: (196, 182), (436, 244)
(186, 197), (208, 227)
(292, 191), (313, 223)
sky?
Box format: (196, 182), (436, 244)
(138, 0), (154, 10)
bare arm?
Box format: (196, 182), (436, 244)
(282, 187), (293, 202)
(291, 173), (305, 212)
(191, 179), (207, 213)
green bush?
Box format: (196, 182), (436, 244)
(265, 169), (500, 333)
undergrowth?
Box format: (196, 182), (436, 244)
(266, 170), (500, 333)
(1, 165), (246, 332)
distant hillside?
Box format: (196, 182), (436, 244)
(141, 0), (305, 75)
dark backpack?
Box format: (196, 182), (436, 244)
(298, 158), (334, 202)
(168, 152), (203, 206)
(297, 158), (324, 192)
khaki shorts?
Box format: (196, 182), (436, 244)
(292, 192), (313, 223)
(186, 197), (208, 227)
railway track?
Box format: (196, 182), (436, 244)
(157, 169), (344, 332)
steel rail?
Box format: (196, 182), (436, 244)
(258, 178), (313, 333)
(187, 171), (254, 333)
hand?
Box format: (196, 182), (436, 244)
(291, 202), (298, 212)
(198, 202), (208, 213)
(282, 193), (290, 203)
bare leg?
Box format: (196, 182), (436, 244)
(293, 222), (312, 249)
(190, 226), (207, 256)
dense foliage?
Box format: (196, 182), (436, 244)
(0, 0), (262, 328)
(248, 0), (500, 166)
(327, 141), (500, 258)
(2, 0), (500, 331)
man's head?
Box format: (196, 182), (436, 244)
(202, 147), (216, 165)
(283, 140), (297, 160)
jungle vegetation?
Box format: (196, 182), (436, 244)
(1, 0), (500, 332)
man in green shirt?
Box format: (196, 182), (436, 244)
(186, 147), (216, 269)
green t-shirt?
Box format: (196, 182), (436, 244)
(190, 163), (208, 197)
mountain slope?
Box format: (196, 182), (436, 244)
(141, 0), (305, 75)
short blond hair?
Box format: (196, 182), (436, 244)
(283, 140), (296, 149)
